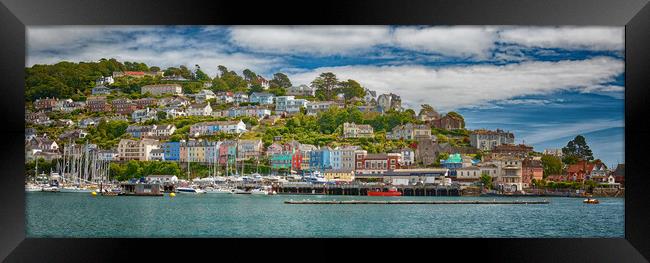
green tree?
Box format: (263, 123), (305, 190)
(562, 135), (594, 162)
(269, 72), (292, 89)
(541, 155), (563, 178)
(157, 111), (167, 120)
(311, 72), (340, 100)
(480, 173), (493, 189)
(339, 79), (366, 100)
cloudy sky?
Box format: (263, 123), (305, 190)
(27, 26), (625, 167)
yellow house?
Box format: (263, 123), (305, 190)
(323, 170), (355, 182)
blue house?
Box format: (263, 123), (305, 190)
(441, 153), (463, 176)
(163, 141), (180, 161)
(309, 147), (332, 171)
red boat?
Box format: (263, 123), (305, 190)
(367, 188), (402, 196)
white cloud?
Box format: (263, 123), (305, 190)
(228, 26), (391, 56)
(392, 26), (498, 59)
(27, 26), (280, 77)
(289, 56), (623, 112)
(523, 119), (623, 144)
(498, 27), (624, 51)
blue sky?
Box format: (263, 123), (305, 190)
(26, 26), (625, 167)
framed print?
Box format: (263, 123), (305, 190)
(0, 0), (649, 261)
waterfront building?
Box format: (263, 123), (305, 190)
(179, 140), (219, 163)
(140, 84), (182, 96)
(249, 92), (275, 105)
(189, 120), (247, 137)
(494, 158), (523, 192)
(117, 138), (160, 161)
(163, 141), (181, 161)
(299, 144), (317, 171)
(469, 129), (515, 151)
(237, 139), (263, 161)
(266, 143), (284, 157)
(309, 146), (333, 171)
(561, 160), (608, 182)
(270, 152), (293, 170)
(611, 164), (625, 184)
(342, 122), (374, 138)
(355, 168), (449, 185)
(287, 84), (315, 97)
(456, 166), (482, 184)
(218, 140), (238, 165)
(387, 123), (431, 140)
(399, 148), (416, 167)
(441, 153), (476, 176)
(522, 157), (544, 188)
(355, 152), (401, 174)
(323, 170), (355, 182)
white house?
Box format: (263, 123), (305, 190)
(195, 89), (215, 103)
(187, 102), (213, 116)
(250, 92), (275, 105)
(132, 108), (158, 123)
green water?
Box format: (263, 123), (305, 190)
(26, 192), (624, 238)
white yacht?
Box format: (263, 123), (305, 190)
(250, 188), (269, 195)
(25, 184), (43, 192)
(204, 187), (232, 194)
(59, 185), (94, 193)
(176, 187), (206, 194)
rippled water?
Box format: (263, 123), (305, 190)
(26, 192), (624, 238)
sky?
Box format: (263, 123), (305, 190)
(26, 26), (625, 167)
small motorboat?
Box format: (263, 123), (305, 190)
(204, 187), (232, 194)
(583, 198), (600, 204)
(250, 188), (269, 195)
(230, 188), (251, 194)
(368, 187), (402, 196)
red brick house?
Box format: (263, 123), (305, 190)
(522, 158), (544, 187)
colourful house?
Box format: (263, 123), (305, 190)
(163, 141), (180, 161)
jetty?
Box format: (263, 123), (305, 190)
(284, 200), (550, 205)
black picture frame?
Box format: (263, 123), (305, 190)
(1, 0), (649, 261)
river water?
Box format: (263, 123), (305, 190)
(26, 192), (624, 238)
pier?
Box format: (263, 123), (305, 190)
(271, 183), (461, 196)
(285, 200), (550, 205)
